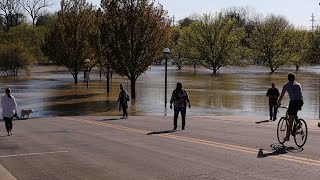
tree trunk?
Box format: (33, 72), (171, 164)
(213, 67), (217, 75)
(295, 65), (300, 71)
(74, 72), (78, 84)
(100, 66), (102, 80)
(106, 66), (110, 93)
(130, 78), (136, 99)
(270, 66), (274, 73)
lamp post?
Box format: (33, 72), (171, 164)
(163, 48), (171, 107)
(84, 59), (90, 88)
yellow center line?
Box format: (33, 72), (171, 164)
(59, 117), (320, 167)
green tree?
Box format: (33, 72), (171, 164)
(178, 13), (245, 74)
(0, 43), (34, 76)
(7, 24), (47, 63)
(42, 0), (98, 84)
(249, 15), (292, 73)
(170, 26), (187, 70)
(178, 17), (196, 28)
(286, 29), (310, 71)
(304, 29), (320, 66)
(100, 0), (171, 99)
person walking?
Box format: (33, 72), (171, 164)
(277, 72), (303, 142)
(170, 82), (191, 130)
(1, 88), (17, 136)
(117, 84), (130, 119)
(266, 83), (280, 121)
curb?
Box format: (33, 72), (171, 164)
(0, 163), (16, 180)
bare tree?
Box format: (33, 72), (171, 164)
(20, 0), (52, 26)
(0, 0), (24, 30)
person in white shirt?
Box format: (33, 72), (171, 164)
(1, 88), (17, 136)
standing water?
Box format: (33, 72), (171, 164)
(0, 65), (319, 119)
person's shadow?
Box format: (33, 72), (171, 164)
(255, 120), (273, 124)
(99, 118), (121, 121)
(257, 143), (303, 158)
(146, 130), (179, 135)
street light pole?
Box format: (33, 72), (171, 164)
(163, 48), (171, 107)
(165, 55), (168, 105)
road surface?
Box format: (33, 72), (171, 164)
(0, 115), (319, 179)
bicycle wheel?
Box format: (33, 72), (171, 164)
(277, 117), (287, 144)
(293, 119), (308, 148)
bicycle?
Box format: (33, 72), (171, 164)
(277, 106), (308, 148)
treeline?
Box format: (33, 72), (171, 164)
(171, 7), (320, 74)
(0, 0), (170, 100)
(1, 1), (320, 98)
(0, 0), (53, 75)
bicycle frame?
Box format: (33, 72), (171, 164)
(277, 106), (308, 147)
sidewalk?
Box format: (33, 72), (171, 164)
(0, 163), (16, 180)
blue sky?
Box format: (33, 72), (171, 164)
(50, 0), (320, 29)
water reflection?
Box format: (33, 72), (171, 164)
(0, 65), (318, 119)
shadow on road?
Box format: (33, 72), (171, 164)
(255, 120), (273, 124)
(257, 143), (303, 158)
(146, 130), (178, 135)
(99, 118), (120, 121)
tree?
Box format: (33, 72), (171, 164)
(42, 0), (98, 84)
(100, 0), (171, 99)
(0, 43), (34, 76)
(20, 0), (53, 26)
(0, 0), (25, 31)
(178, 13), (245, 74)
(249, 15), (293, 73)
(35, 12), (56, 26)
(304, 29), (320, 66)
(7, 24), (47, 62)
(286, 29), (310, 71)
(178, 17), (196, 28)
(170, 26), (187, 70)
(0, 23), (46, 66)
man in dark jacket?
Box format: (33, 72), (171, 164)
(266, 83), (280, 121)
(170, 82), (191, 130)
(118, 84), (130, 119)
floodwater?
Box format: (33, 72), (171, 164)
(0, 65), (319, 119)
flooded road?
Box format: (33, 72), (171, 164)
(0, 65), (319, 119)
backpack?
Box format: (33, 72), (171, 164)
(126, 94), (131, 101)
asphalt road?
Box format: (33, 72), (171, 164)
(0, 115), (320, 180)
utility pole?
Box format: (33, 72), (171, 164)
(311, 13), (316, 32)
(172, 16), (175, 26)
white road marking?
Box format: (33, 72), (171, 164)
(0, 151), (68, 158)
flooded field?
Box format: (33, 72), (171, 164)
(0, 65), (319, 119)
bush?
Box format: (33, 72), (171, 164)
(0, 43), (34, 76)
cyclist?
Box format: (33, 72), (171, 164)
(277, 72), (303, 142)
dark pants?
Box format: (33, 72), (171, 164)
(288, 100), (303, 116)
(269, 104), (278, 120)
(174, 107), (186, 129)
(3, 117), (13, 133)
(122, 103), (128, 117)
